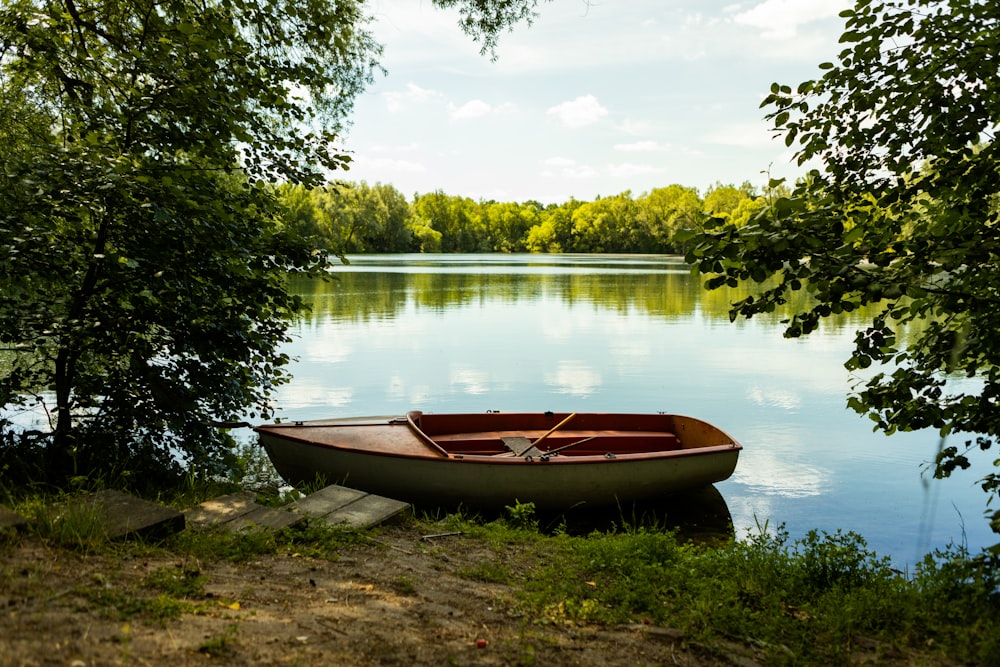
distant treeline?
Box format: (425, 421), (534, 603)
(275, 181), (771, 254)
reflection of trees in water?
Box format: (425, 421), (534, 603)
(289, 261), (897, 339)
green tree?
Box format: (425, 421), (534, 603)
(412, 191), (486, 252)
(685, 0), (1000, 531)
(480, 200), (540, 252)
(0, 0), (540, 483)
(525, 199), (583, 253)
(315, 183), (368, 253)
(276, 184), (326, 244)
(314, 182), (415, 253)
(641, 185), (705, 253)
(363, 183), (416, 252)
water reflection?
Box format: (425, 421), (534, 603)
(274, 253), (993, 565)
(299, 254), (886, 334)
(554, 485), (735, 542)
(418, 485), (735, 542)
(545, 361), (602, 397)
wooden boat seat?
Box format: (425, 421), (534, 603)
(501, 436), (543, 458)
(434, 430), (682, 457)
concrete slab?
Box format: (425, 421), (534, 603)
(88, 490), (185, 541)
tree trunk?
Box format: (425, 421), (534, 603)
(49, 346), (78, 481)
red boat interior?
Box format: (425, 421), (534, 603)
(410, 411), (686, 458)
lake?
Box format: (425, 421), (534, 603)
(272, 253), (994, 566)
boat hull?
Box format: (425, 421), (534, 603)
(256, 412), (741, 510)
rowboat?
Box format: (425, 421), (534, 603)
(255, 411), (742, 511)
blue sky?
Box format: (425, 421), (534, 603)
(339, 0), (851, 204)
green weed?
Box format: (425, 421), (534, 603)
(144, 564), (207, 598)
(167, 525), (279, 562)
(198, 623), (240, 657)
(504, 522), (1000, 664)
(29, 494), (108, 552)
(78, 585), (194, 622)
(504, 501), (539, 531)
(390, 575), (419, 596)
(460, 560), (512, 584)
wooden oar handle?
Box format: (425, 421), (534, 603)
(545, 436), (597, 455)
(532, 412), (577, 446)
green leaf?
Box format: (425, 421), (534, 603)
(843, 226), (864, 244)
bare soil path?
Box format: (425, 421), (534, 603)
(2, 523), (746, 666)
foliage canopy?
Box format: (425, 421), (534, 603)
(685, 0), (1000, 532)
(0, 0), (540, 484)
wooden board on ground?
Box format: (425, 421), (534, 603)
(185, 484), (408, 532)
(228, 505), (304, 531)
(186, 492), (305, 532)
(0, 505), (28, 534)
(290, 484), (410, 529)
(292, 484), (365, 515)
(185, 491), (258, 528)
(323, 494), (411, 528)
(88, 490), (185, 540)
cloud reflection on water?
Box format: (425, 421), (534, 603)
(545, 360), (603, 397)
(732, 424), (832, 499)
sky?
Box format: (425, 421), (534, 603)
(338, 0), (852, 204)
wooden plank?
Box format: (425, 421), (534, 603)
(0, 505), (28, 534)
(317, 495), (410, 529)
(228, 505), (304, 532)
(88, 490), (185, 541)
(185, 491), (258, 528)
(291, 484), (366, 516)
(291, 484), (410, 529)
(502, 436), (543, 458)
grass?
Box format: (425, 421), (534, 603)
(454, 508), (1000, 665)
(1, 486), (998, 664)
(198, 623), (240, 657)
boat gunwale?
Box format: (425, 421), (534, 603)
(255, 413), (742, 466)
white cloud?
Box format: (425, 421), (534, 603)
(448, 99), (516, 121)
(732, 0), (851, 40)
(614, 141), (669, 153)
(546, 95), (609, 128)
(449, 99), (492, 121)
(368, 142), (420, 154)
(606, 163), (666, 178)
(383, 83), (440, 112)
(705, 121), (776, 148)
(354, 156), (427, 174)
(541, 157), (599, 180)
(618, 118), (658, 136)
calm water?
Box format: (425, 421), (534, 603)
(272, 254), (994, 566)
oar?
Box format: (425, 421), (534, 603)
(542, 435), (597, 456)
(494, 435), (598, 459)
(532, 412), (576, 447)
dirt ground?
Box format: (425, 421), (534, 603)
(0, 521), (756, 667)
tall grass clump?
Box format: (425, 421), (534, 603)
(512, 521), (1000, 664)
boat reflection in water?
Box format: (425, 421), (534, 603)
(521, 485), (735, 542)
